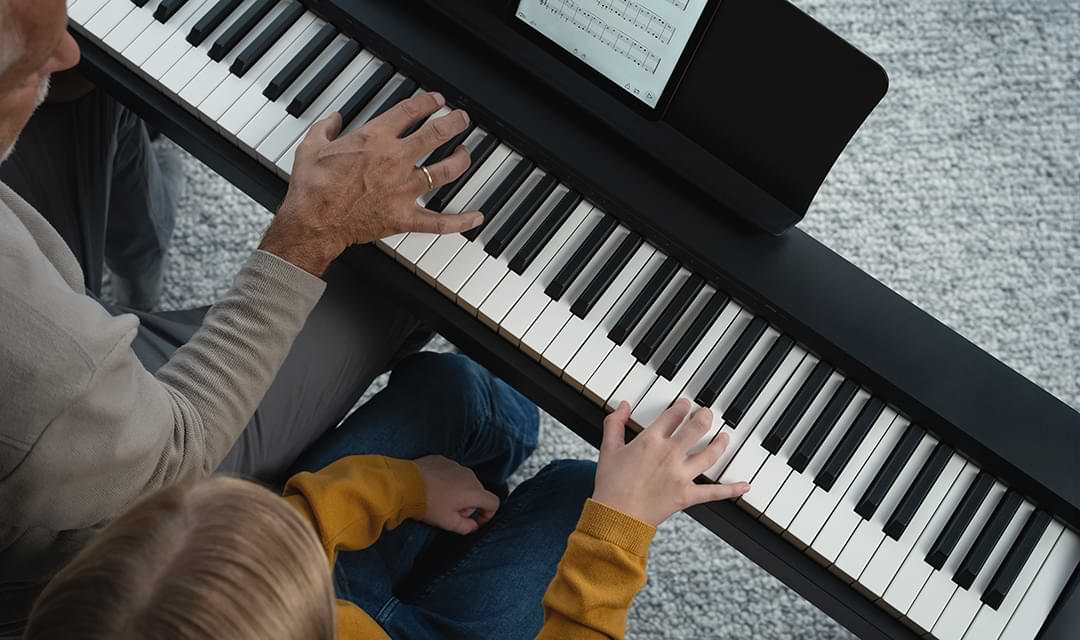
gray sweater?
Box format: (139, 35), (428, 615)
(0, 181), (326, 633)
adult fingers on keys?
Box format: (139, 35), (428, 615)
(405, 107), (470, 159)
(403, 206), (483, 235)
(363, 91), (447, 138)
(417, 144), (472, 194)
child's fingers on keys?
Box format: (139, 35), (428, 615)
(686, 429), (730, 474)
(672, 406), (713, 449)
(601, 401), (632, 451)
(691, 481), (751, 507)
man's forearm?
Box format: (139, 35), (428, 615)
(156, 250), (326, 472)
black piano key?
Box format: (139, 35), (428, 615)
(853, 423), (925, 520)
(155, 0), (190, 23)
(208, 0), (277, 62)
(723, 335), (795, 426)
(982, 510), (1052, 609)
(132, 0), (150, 7)
(462, 159), (535, 242)
(761, 361), (833, 454)
(814, 398), (886, 491)
(286, 40), (362, 116)
(656, 291), (730, 381)
(337, 61), (395, 128)
(788, 379), (860, 472)
(187, 0), (244, 46)
(632, 274), (705, 364)
(544, 216), (618, 301)
(367, 78), (420, 124)
(883, 442), (952, 539)
(694, 316), (769, 408)
(508, 191), (581, 275)
(485, 174), (559, 258)
(953, 490), (1023, 590)
(425, 133), (499, 213)
(423, 125), (476, 168)
(230, 1), (305, 77)
(571, 232), (643, 319)
(263, 22), (336, 101)
(608, 256), (679, 346)
(926, 472), (996, 570)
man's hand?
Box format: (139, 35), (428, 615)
(592, 399), (751, 526)
(414, 455), (500, 535)
(259, 92), (483, 276)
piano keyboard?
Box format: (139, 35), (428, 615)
(68, 1), (1080, 638)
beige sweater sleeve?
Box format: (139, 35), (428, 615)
(0, 245), (325, 531)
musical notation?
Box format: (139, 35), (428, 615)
(518, 0), (709, 107)
(597, 0), (676, 44)
(537, 0), (662, 73)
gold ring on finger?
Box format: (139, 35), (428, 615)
(420, 166), (434, 192)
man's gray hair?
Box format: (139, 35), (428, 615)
(0, 1), (23, 81)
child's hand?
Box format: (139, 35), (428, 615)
(414, 455), (500, 534)
(592, 399), (751, 526)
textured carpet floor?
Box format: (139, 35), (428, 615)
(141, 1), (1079, 637)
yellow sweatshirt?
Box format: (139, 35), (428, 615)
(283, 455), (656, 640)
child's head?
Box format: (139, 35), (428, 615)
(24, 477), (336, 639)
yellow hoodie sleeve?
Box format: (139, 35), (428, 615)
(538, 499), (656, 640)
(282, 454), (426, 566)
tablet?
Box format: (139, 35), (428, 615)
(509, 0), (721, 118)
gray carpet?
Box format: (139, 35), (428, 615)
(142, 1), (1079, 637)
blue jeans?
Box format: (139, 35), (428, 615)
(290, 352), (597, 640)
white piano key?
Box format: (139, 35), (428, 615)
(179, 0), (292, 109)
(805, 414), (909, 562)
(631, 293), (739, 428)
(458, 175), (569, 317)
(932, 500), (1035, 640)
(832, 432), (939, 581)
(906, 480), (1007, 632)
(81, 0), (140, 41)
(498, 207), (603, 343)
(256, 50), (374, 163)
(520, 224), (631, 359)
(702, 345), (807, 481)
(103, 0), (165, 55)
(541, 243), (657, 374)
(583, 268), (691, 406)
(125, 0), (214, 69)
(857, 452), (966, 597)
(785, 407), (899, 548)
(415, 148), (521, 284)
(198, 12), (318, 124)
(718, 355), (819, 486)
(147, 0), (247, 83)
(608, 286), (715, 412)
(561, 251), (667, 390)
(882, 463), (980, 615)
(477, 195), (592, 331)
(763, 389), (873, 532)
(162, 0), (261, 99)
(962, 520), (1064, 640)
(69, 0), (112, 26)
(436, 164), (544, 298)
(236, 33), (351, 148)
(998, 527), (1080, 640)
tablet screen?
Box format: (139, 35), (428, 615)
(514, 0), (713, 110)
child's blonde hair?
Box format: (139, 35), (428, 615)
(24, 476), (336, 640)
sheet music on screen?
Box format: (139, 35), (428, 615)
(516, 0), (711, 108)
